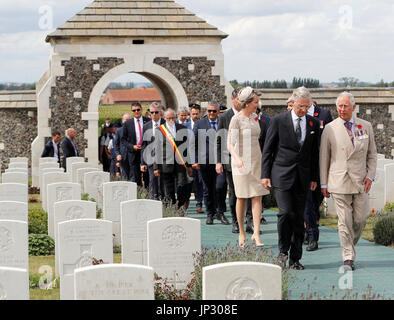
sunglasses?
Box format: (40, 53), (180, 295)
(131, 109), (141, 112)
(207, 110), (218, 113)
(150, 111), (160, 114)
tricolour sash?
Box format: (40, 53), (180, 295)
(159, 125), (187, 169)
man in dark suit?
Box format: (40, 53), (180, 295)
(177, 106), (191, 129)
(122, 103), (150, 186)
(192, 102), (230, 225)
(113, 113), (131, 180)
(141, 103), (166, 200)
(262, 87), (320, 270)
(216, 88), (254, 234)
(61, 128), (79, 170)
(153, 108), (192, 212)
(303, 101), (333, 251)
(41, 131), (61, 164)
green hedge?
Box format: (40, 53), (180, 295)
(28, 210), (48, 234)
(29, 234), (55, 256)
(373, 214), (394, 246)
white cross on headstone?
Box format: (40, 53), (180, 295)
(63, 244), (93, 275)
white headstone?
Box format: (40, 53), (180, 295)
(76, 168), (99, 193)
(0, 220), (28, 270)
(66, 157), (84, 174)
(39, 162), (60, 188)
(0, 184), (28, 203)
(71, 162), (97, 184)
(74, 264), (154, 300)
(41, 172), (71, 211)
(103, 182), (137, 246)
(84, 171), (110, 209)
(377, 154), (385, 160)
(202, 262), (282, 300)
(5, 168), (28, 174)
(0, 201), (28, 222)
(121, 200), (162, 265)
(377, 159), (394, 169)
(384, 164), (394, 204)
(53, 200), (96, 276)
(0, 267), (29, 300)
(47, 182), (81, 238)
(369, 168), (385, 213)
(1, 172), (28, 186)
(8, 163), (27, 170)
(58, 219), (113, 300)
(39, 157), (58, 165)
(147, 218), (201, 290)
(9, 157), (28, 164)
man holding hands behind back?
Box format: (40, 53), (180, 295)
(320, 92), (377, 271)
(261, 87), (320, 270)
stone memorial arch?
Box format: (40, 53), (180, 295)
(31, 0), (233, 186)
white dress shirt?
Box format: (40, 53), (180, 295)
(134, 117), (144, 144)
(52, 139), (59, 162)
(291, 109), (306, 144)
(307, 105), (315, 117)
(152, 120), (160, 137)
(166, 123), (176, 138)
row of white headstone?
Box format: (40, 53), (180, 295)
(0, 157), (30, 300)
(1, 156), (282, 300)
(325, 153), (394, 215)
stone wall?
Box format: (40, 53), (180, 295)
(49, 56), (124, 160)
(154, 57), (227, 106)
(0, 108), (37, 169)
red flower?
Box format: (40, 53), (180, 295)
(255, 117), (259, 121)
(314, 112), (319, 117)
(309, 121), (314, 127)
(371, 209), (376, 214)
(357, 124), (362, 129)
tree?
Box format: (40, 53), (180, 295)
(338, 77), (359, 87)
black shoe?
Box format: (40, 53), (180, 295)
(245, 218), (254, 234)
(277, 253), (288, 268)
(206, 215), (214, 225)
(303, 232), (309, 245)
(306, 241), (318, 252)
(261, 217), (268, 225)
(216, 213), (230, 225)
(289, 260), (305, 270)
(232, 222), (239, 234)
(344, 260), (355, 271)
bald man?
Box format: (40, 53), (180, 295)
(61, 128), (79, 170)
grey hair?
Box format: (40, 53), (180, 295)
(207, 101), (219, 108)
(336, 91), (356, 106)
(293, 86), (312, 101)
(286, 95), (295, 104)
(164, 108), (176, 117)
(149, 102), (160, 110)
(177, 106), (189, 114)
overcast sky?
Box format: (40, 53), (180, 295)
(0, 0), (393, 83)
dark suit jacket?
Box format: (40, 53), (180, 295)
(122, 116), (150, 164)
(141, 118), (166, 167)
(41, 140), (58, 160)
(312, 106), (333, 137)
(259, 114), (271, 127)
(192, 117), (218, 166)
(261, 112), (320, 192)
(113, 126), (128, 161)
(153, 123), (190, 174)
(216, 109), (235, 171)
(61, 137), (78, 169)
(257, 118), (268, 151)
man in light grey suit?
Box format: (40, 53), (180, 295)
(320, 92), (377, 271)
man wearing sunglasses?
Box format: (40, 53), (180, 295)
(192, 102), (230, 226)
(141, 102), (166, 200)
(122, 102), (150, 186)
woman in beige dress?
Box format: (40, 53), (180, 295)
(227, 87), (269, 247)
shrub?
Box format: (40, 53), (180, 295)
(373, 215), (394, 246)
(28, 234), (55, 256)
(29, 274), (41, 289)
(28, 210), (48, 234)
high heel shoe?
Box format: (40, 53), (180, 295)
(238, 235), (247, 248)
(251, 235), (264, 247)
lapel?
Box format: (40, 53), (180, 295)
(352, 117), (364, 154)
(313, 106), (320, 118)
(300, 116), (313, 152)
(285, 112), (299, 149)
(334, 118), (355, 157)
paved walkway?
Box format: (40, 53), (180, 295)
(186, 201), (394, 300)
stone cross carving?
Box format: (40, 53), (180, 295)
(63, 244), (93, 275)
(167, 270), (186, 290)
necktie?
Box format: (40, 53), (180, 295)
(70, 139), (78, 156)
(295, 118), (302, 147)
(344, 121), (354, 145)
(211, 121), (217, 131)
(137, 119), (142, 146)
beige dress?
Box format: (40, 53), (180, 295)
(228, 112), (269, 199)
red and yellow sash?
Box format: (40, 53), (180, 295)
(159, 125), (187, 169)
